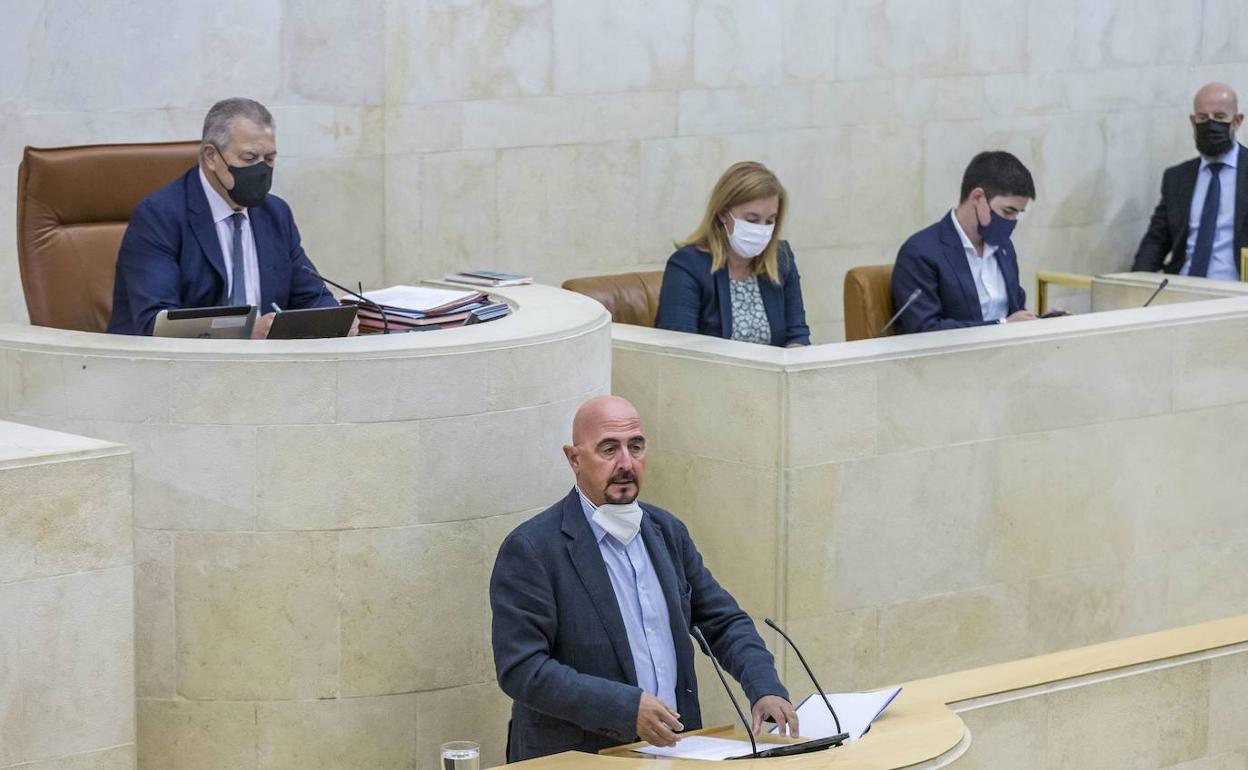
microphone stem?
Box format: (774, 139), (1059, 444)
(691, 626), (758, 757)
(765, 619), (842, 735)
(301, 266), (390, 333)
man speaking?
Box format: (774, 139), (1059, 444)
(490, 396), (796, 762)
(108, 97), (339, 336)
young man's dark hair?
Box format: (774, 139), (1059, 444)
(959, 150), (1037, 202)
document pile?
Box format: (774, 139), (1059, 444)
(443, 269), (532, 287)
(345, 285), (508, 332)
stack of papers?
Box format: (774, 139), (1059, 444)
(344, 285), (490, 332)
(635, 736), (758, 761)
(771, 687), (902, 741)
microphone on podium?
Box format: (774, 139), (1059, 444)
(300, 265), (392, 333)
(690, 625), (847, 759)
(691, 625), (758, 758)
(764, 618), (843, 735)
(878, 288), (922, 336)
(1143, 277), (1169, 308)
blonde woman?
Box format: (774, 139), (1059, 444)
(655, 162), (810, 347)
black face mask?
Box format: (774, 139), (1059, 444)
(212, 145), (273, 208)
(1195, 119), (1236, 158)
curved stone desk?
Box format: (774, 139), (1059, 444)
(507, 615), (1248, 768)
(611, 295), (1248, 731)
(0, 284), (611, 770)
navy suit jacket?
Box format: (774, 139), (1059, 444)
(654, 242), (811, 346)
(891, 215), (1026, 334)
(490, 489), (788, 762)
(1132, 144), (1248, 274)
(107, 166), (337, 335)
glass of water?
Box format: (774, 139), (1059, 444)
(440, 740), (480, 770)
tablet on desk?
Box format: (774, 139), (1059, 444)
(153, 305), (256, 339)
(267, 305), (357, 339)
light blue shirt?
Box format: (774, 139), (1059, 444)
(949, 210), (1009, 322)
(1181, 143), (1240, 281)
(577, 489), (679, 709)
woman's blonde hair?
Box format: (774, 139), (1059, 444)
(678, 161), (787, 284)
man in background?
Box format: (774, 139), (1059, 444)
(1133, 82), (1247, 280)
(891, 151), (1036, 333)
(108, 97), (339, 336)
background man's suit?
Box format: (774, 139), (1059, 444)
(1132, 144), (1248, 274)
(108, 167), (336, 335)
(490, 489), (788, 762)
(891, 215), (1027, 334)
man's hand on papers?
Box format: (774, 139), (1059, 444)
(751, 695), (799, 737)
(636, 693), (683, 747)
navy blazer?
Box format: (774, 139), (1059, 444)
(891, 214), (1026, 334)
(1132, 144), (1248, 273)
(490, 489), (788, 762)
(107, 166), (337, 335)
(654, 242), (811, 346)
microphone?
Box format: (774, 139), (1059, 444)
(300, 265), (390, 333)
(1143, 277), (1169, 308)
(878, 288), (922, 336)
(764, 618), (842, 735)
(690, 626), (758, 758)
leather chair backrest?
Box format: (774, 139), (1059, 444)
(17, 141), (200, 331)
(561, 271), (665, 327)
(843, 264), (896, 341)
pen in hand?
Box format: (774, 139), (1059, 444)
(270, 302), (282, 313)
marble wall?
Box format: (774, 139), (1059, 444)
(613, 295), (1248, 726)
(5, 1), (1248, 340)
(0, 421), (136, 770)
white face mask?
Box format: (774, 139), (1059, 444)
(593, 501), (643, 545)
(726, 215), (775, 259)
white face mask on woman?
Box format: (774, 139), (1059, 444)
(726, 215), (774, 258)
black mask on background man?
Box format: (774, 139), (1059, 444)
(1195, 119), (1236, 158)
(212, 145), (273, 208)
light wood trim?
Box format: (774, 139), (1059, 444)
(1241, 248), (1247, 282)
(1035, 270), (1094, 315)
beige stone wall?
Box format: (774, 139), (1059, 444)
(614, 296), (1248, 725)
(5, 2), (1248, 340)
(0, 422), (135, 770)
(0, 285), (611, 769)
(952, 647), (1248, 769)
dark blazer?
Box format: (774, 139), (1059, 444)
(1132, 144), (1248, 273)
(107, 167), (337, 335)
(891, 214), (1026, 334)
(654, 242), (811, 346)
(490, 489), (788, 763)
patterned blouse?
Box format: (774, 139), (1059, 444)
(728, 275), (771, 345)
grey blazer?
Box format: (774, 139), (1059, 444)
(489, 488), (788, 762)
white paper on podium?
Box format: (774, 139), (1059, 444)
(635, 736), (758, 761)
(771, 687), (902, 741)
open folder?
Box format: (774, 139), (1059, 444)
(772, 687), (902, 741)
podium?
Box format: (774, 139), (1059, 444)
(496, 694), (967, 768)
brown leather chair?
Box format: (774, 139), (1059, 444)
(17, 141), (200, 331)
(843, 264), (896, 341)
(561, 271), (665, 327)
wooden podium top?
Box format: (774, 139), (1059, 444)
(497, 615), (1248, 768)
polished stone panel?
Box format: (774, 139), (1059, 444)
(256, 695), (418, 770)
(339, 521), (488, 695)
(175, 532), (339, 700)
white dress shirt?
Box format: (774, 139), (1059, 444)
(1181, 143), (1240, 281)
(949, 209), (1009, 322)
(198, 168), (261, 306)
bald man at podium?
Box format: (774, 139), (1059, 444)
(489, 396), (796, 762)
